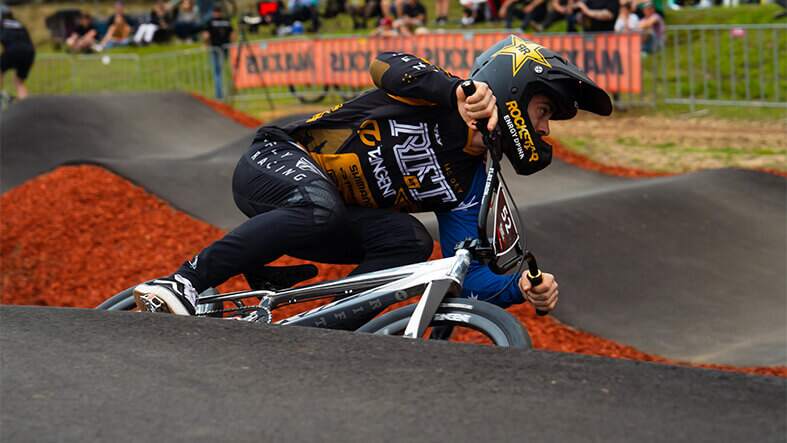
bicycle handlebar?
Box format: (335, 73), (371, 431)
(460, 80), (548, 317)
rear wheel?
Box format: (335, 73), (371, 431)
(356, 298), (531, 348)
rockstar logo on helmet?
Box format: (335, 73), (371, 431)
(491, 35), (552, 77)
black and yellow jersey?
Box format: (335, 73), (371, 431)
(258, 52), (487, 214)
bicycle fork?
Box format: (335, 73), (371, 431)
(402, 249), (471, 339)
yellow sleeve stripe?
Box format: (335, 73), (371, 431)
(386, 94), (437, 107)
(370, 59), (390, 88)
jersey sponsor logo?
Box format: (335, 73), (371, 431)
(251, 149), (311, 181)
(306, 103), (343, 123)
(451, 195), (479, 212)
(312, 153), (377, 207)
(504, 100), (539, 163)
(358, 119), (382, 147)
(389, 120), (457, 204)
(367, 146), (395, 198)
(403, 175), (421, 189)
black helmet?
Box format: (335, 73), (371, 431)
(470, 35), (612, 175)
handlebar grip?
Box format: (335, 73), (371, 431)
(460, 80), (489, 135)
(525, 252), (549, 317)
(460, 79), (476, 96)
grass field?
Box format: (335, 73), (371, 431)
(3, 2), (786, 172)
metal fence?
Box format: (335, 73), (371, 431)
(651, 24), (786, 109)
(9, 24), (786, 110)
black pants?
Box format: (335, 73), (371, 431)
(176, 131), (434, 294)
(505, 2), (547, 30)
(1, 45), (35, 80)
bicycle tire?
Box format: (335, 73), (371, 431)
(356, 298), (531, 348)
(96, 284), (222, 316)
(95, 286), (138, 311)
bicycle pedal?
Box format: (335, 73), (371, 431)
(137, 293), (168, 313)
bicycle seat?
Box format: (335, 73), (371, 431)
(243, 264), (319, 291)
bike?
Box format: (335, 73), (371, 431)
(97, 81), (547, 348)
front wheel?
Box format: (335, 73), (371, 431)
(356, 298), (531, 348)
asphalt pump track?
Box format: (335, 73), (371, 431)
(2, 93), (785, 440)
(2, 305), (784, 442)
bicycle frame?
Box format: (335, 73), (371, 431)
(197, 249), (471, 338)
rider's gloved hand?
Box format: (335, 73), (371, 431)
(456, 81), (498, 133)
(518, 272), (559, 314)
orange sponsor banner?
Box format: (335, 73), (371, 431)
(230, 32), (642, 93)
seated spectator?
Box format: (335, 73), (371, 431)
(460, 0), (489, 26)
(65, 12), (98, 53)
(371, 16), (398, 35)
(638, 1), (664, 53)
(173, 0), (202, 41)
(394, 0), (427, 35)
(133, 0), (173, 45)
(434, 0), (448, 25)
(379, 0), (402, 19)
(290, 0), (321, 32)
(499, 0), (547, 31)
(242, 0), (283, 34)
(97, 3), (134, 50)
(570, 0), (619, 32)
(347, 0), (381, 29)
(614, 0), (638, 32)
(540, 0), (572, 30)
(273, 0), (320, 34)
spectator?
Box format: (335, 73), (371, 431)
(105, 1), (137, 31)
(203, 5), (232, 99)
(379, 0), (401, 19)
(394, 0), (427, 35)
(173, 0), (202, 41)
(65, 12), (98, 53)
(434, 0), (449, 24)
(540, 0), (573, 30)
(371, 16), (398, 35)
(0, 6), (34, 100)
(614, 0), (639, 32)
(133, 0), (174, 45)
(347, 0), (382, 29)
(97, 3), (134, 50)
(460, 0), (489, 26)
(275, 0), (320, 33)
(571, 0), (619, 32)
(499, 0), (547, 31)
(638, 1), (664, 53)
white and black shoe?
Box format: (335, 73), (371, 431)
(133, 274), (198, 315)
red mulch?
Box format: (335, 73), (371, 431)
(1, 164), (784, 378)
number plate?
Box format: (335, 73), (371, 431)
(493, 182), (520, 257)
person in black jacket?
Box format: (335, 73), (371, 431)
(0, 6), (34, 99)
(202, 5), (233, 99)
(133, 36), (613, 318)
